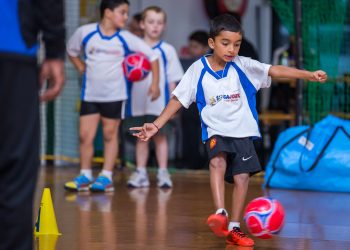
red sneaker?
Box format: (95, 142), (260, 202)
(226, 227), (254, 247)
(206, 213), (228, 237)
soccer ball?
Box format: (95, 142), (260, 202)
(243, 197), (285, 239)
(122, 52), (151, 82)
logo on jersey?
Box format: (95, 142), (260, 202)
(209, 97), (217, 106)
(209, 138), (217, 149)
(88, 47), (122, 56)
(209, 93), (240, 106)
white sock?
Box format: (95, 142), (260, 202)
(101, 170), (113, 180)
(228, 222), (240, 231)
(137, 167), (147, 175)
(215, 208), (228, 216)
(80, 169), (92, 180)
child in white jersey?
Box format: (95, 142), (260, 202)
(65, 0), (160, 192)
(130, 14), (327, 246)
(127, 6), (184, 189)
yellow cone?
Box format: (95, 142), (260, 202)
(34, 188), (62, 235)
(35, 235), (59, 250)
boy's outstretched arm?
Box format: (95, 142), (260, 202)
(269, 65), (327, 83)
(130, 96), (183, 141)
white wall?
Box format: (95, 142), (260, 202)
(129, 0), (210, 53)
(129, 0), (272, 63)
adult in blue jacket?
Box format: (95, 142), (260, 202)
(0, 0), (65, 249)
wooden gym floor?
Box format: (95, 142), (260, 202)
(34, 166), (350, 250)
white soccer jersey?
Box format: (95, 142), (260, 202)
(129, 41), (184, 116)
(67, 23), (158, 102)
(173, 55), (271, 141)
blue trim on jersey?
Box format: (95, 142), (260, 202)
(0, 0), (38, 56)
(152, 40), (162, 50)
(231, 62), (259, 126)
(215, 70), (223, 77)
(200, 56), (230, 80)
(154, 41), (170, 105)
(97, 24), (120, 40)
(82, 30), (98, 47)
(114, 32), (132, 116)
(196, 69), (209, 141)
(81, 29), (98, 100)
(115, 32), (131, 56)
(125, 77), (133, 117)
(81, 73), (87, 100)
(223, 62), (230, 77)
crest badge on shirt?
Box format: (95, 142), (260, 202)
(209, 138), (217, 149)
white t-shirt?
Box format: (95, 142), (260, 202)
(67, 23), (158, 102)
(130, 41), (184, 116)
(173, 55), (271, 141)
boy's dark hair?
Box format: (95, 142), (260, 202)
(230, 12), (242, 24)
(133, 12), (142, 23)
(100, 0), (129, 18)
(209, 14), (242, 39)
(189, 30), (209, 46)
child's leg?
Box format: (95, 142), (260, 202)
(79, 114), (100, 171)
(231, 173), (250, 224)
(89, 117), (120, 192)
(128, 139), (150, 188)
(226, 173), (254, 247)
(135, 139), (150, 169)
(101, 117), (121, 172)
(209, 152), (227, 209)
(206, 152), (229, 237)
(64, 114), (99, 191)
(154, 133), (173, 188)
(153, 133), (168, 169)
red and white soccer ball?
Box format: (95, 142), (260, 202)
(243, 197), (285, 239)
(123, 52), (151, 82)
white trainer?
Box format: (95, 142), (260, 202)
(157, 170), (173, 188)
(127, 170), (150, 188)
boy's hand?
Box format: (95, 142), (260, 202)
(130, 123), (159, 141)
(68, 56), (85, 75)
(77, 63), (86, 75)
(310, 70), (327, 83)
(148, 84), (160, 101)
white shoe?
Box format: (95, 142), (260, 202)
(127, 170), (150, 188)
(157, 170), (173, 188)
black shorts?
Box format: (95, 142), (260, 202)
(206, 135), (261, 184)
(80, 101), (125, 119)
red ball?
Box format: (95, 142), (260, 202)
(123, 52), (151, 82)
(243, 197), (285, 239)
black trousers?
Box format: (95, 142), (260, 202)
(0, 58), (40, 250)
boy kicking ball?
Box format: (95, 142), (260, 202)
(131, 14), (327, 246)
